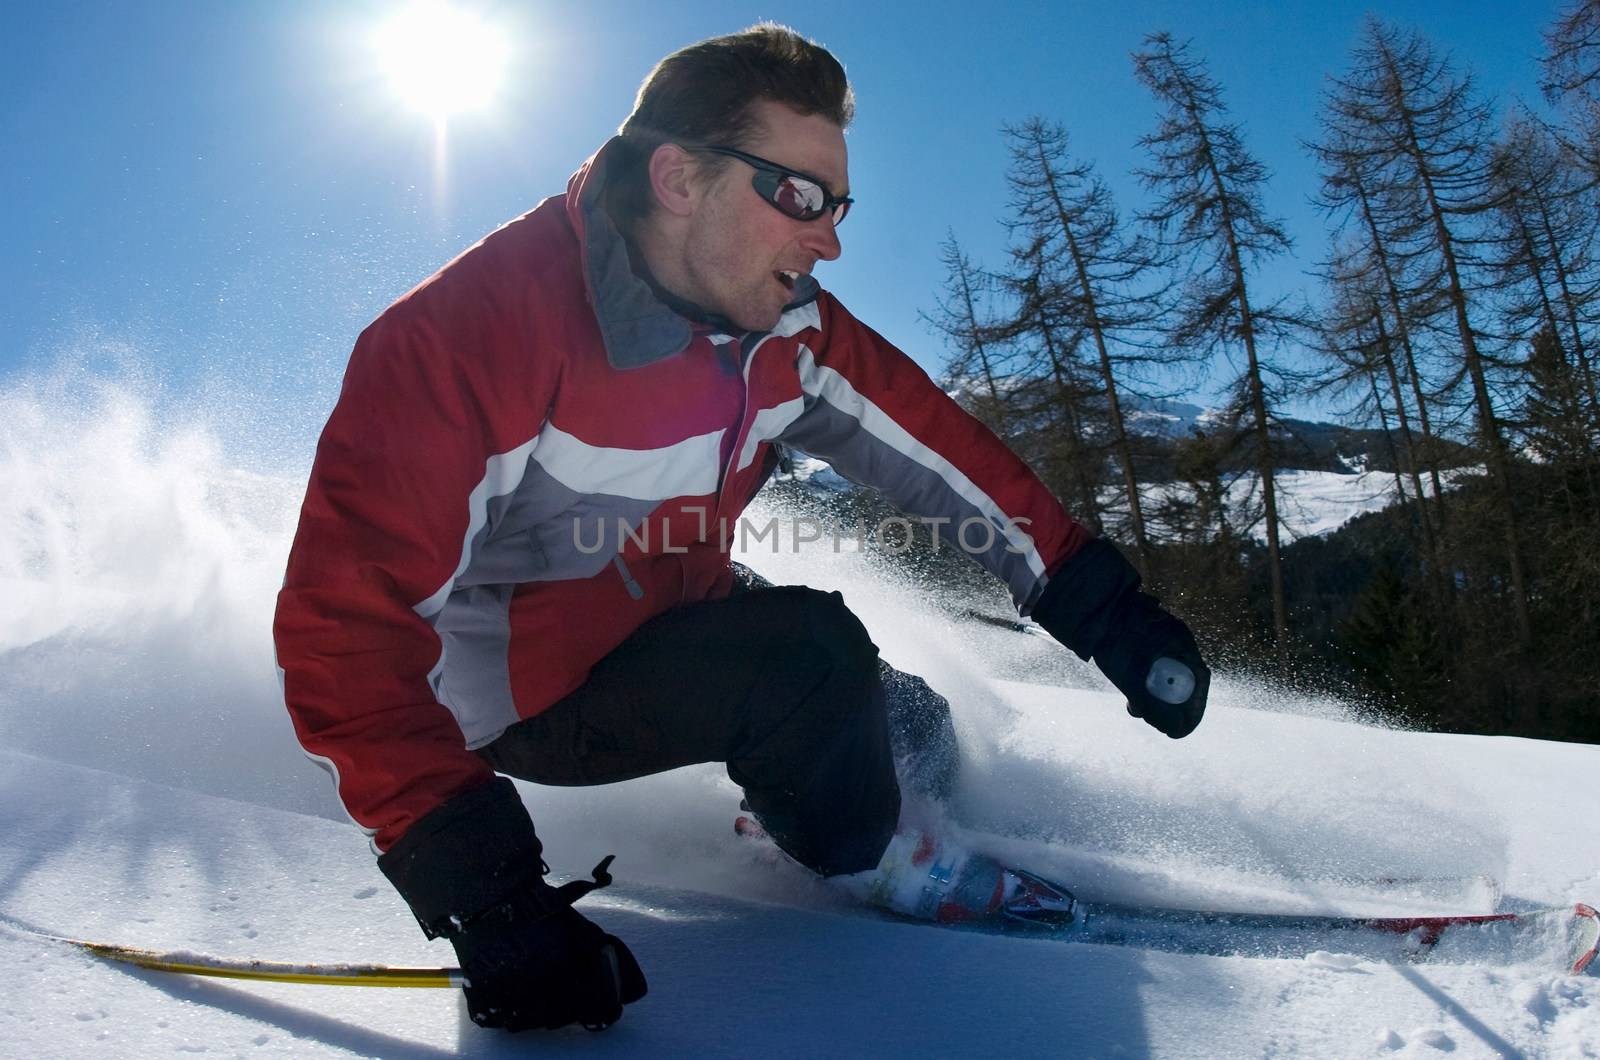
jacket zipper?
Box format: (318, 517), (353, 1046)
(713, 331), (768, 520)
(628, 332), (767, 605)
(613, 554), (644, 600)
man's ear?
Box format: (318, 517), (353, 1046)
(648, 143), (702, 219)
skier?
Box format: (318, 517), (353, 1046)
(273, 24), (1210, 1034)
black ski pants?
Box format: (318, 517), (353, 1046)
(477, 578), (957, 878)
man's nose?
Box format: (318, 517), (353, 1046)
(802, 216), (842, 261)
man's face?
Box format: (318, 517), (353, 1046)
(679, 99), (848, 332)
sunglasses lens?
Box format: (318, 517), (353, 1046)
(763, 172), (827, 220)
(743, 159), (847, 224)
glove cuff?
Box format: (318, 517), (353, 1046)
(377, 777), (552, 939)
(1030, 538), (1141, 660)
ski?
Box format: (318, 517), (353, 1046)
(1, 916), (462, 988)
(733, 817), (1600, 974)
(1062, 899), (1600, 975)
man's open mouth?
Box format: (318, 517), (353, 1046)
(775, 269), (800, 291)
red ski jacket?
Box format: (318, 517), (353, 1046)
(274, 140), (1090, 852)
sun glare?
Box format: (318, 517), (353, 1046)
(376, 2), (509, 120)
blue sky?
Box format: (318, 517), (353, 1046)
(0, 1), (1566, 455)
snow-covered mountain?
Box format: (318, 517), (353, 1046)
(1122, 397), (1476, 479)
(1123, 396), (1216, 440)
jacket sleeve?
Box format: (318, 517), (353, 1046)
(273, 289), (551, 853)
(778, 292), (1091, 616)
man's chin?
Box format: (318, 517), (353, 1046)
(728, 307), (785, 333)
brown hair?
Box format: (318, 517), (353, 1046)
(609, 24), (853, 226)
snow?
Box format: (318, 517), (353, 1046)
(4, 375), (1600, 1057)
(6, 690), (1600, 1058)
(776, 454), (854, 492)
(1119, 466), (1479, 544)
(1265, 467), (1416, 538)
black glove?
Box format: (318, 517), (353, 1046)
(377, 777), (647, 1031)
(1030, 537), (1210, 739)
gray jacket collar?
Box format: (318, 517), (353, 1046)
(572, 138), (821, 370)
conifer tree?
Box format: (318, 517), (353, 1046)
(998, 118), (1168, 573)
(1309, 129), (1453, 533)
(1542, 0), (1600, 175)
(1313, 252), (1457, 651)
(1133, 31), (1297, 660)
(1488, 115), (1600, 438)
(996, 245), (1108, 534)
(1322, 18), (1535, 652)
(925, 234), (1015, 438)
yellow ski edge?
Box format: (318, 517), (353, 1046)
(15, 924), (464, 987)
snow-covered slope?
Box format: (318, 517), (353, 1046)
(4, 680), (1600, 1060)
(4, 375), (1600, 1058)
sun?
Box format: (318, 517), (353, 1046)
(375, 2), (509, 120)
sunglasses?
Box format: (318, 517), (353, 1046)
(690, 145), (853, 226)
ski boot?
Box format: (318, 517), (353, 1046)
(839, 828), (1078, 929)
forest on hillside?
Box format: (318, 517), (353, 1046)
(925, 6), (1600, 741)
